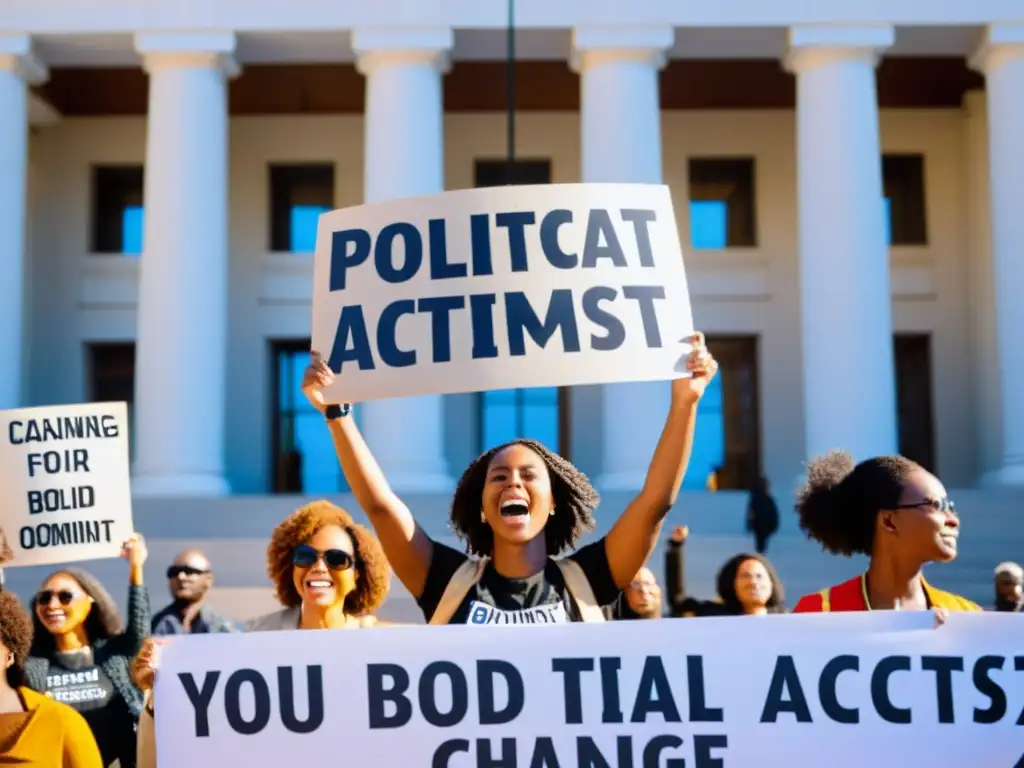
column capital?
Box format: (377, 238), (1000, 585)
(784, 24), (894, 74)
(0, 35), (47, 85)
(352, 26), (452, 75)
(571, 25), (674, 72)
(969, 23), (1024, 75)
(134, 31), (240, 78)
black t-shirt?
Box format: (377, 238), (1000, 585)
(46, 648), (135, 766)
(417, 538), (621, 625)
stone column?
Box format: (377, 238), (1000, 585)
(572, 24), (674, 491)
(786, 25), (899, 462)
(131, 32), (237, 496)
(351, 26), (454, 491)
(0, 36), (46, 410)
(970, 24), (1024, 485)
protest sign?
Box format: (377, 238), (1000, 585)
(0, 402), (133, 567)
(155, 612), (1024, 767)
(311, 183), (693, 403)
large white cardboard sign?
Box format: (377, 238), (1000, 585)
(0, 402), (134, 567)
(311, 183), (693, 403)
(155, 612), (1024, 767)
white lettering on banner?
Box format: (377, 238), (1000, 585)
(0, 402), (134, 568)
(467, 601), (569, 626)
(311, 183), (695, 403)
(154, 613), (1024, 768)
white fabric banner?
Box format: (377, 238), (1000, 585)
(154, 612), (1024, 767)
(0, 401), (134, 567)
(311, 183), (694, 403)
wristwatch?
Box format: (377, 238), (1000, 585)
(324, 403), (352, 422)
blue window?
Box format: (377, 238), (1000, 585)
(269, 165), (334, 253)
(122, 206), (144, 255)
(273, 341), (360, 493)
(688, 158), (756, 249)
(91, 166), (144, 255)
(480, 387), (564, 455)
(689, 200), (729, 250)
(682, 373), (725, 490)
(681, 336), (762, 491)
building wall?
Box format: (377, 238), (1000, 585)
(25, 105), (981, 496)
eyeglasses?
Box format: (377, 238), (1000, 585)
(167, 565), (209, 579)
(292, 545), (354, 571)
(894, 497), (956, 514)
(36, 590), (76, 607)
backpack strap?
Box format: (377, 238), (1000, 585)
(556, 559), (606, 623)
(428, 557), (488, 625)
(817, 587), (832, 612)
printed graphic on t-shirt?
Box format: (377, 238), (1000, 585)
(46, 666), (111, 709)
(465, 600), (570, 625)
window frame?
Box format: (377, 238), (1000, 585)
(267, 163), (336, 253)
(90, 165), (145, 255)
(687, 157), (758, 249)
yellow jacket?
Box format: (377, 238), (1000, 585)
(0, 687), (103, 767)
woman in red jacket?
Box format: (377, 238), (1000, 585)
(791, 450), (979, 615)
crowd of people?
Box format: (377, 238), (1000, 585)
(0, 335), (1018, 766)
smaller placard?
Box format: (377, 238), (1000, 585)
(0, 402), (134, 567)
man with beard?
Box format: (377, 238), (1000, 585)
(151, 550), (236, 635)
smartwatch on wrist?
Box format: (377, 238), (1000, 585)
(324, 403), (352, 422)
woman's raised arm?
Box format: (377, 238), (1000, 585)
(604, 333), (717, 589)
(303, 353), (434, 598)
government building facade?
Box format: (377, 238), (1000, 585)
(3, 0), (1023, 525)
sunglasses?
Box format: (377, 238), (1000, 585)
(167, 565), (209, 579)
(895, 497), (956, 514)
(36, 590), (76, 607)
(292, 545), (354, 571)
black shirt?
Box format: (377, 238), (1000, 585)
(46, 647), (136, 767)
(417, 538), (621, 625)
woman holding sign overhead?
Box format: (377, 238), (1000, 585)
(791, 451), (980, 616)
(302, 333), (717, 625)
(25, 533), (151, 767)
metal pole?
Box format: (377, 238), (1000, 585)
(506, 0), (516, 177)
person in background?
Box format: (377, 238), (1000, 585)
(0, 589), (102, 767)
(302, 334), (717, 626)
(791, 451), (979, 617)
(604, 566), (662, 620)
(664, 524), (689, 613)
(664, 526), (785, 616)
(993, 561), (1023, 612)
(132, 501), (394, 768)
(151, 549), (235, 635)
(247, 499), (392, 631)
(25, 533), (151, 767)
(746, 476), (779, 554)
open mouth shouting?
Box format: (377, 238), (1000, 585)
(499, 497), (531, 527)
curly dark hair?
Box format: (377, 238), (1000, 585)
(450, 438), (600, 557)
(795, 450), (921, 557)
(716, 552), (785, 614)
(29, 567), (123, 656)
(266, 500), (390, 616)
(0, 591), (32, 687)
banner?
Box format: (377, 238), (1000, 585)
(311, 183), (693, 403)
(0, 402), (134, 567)
(154, 612), (1024, 767)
